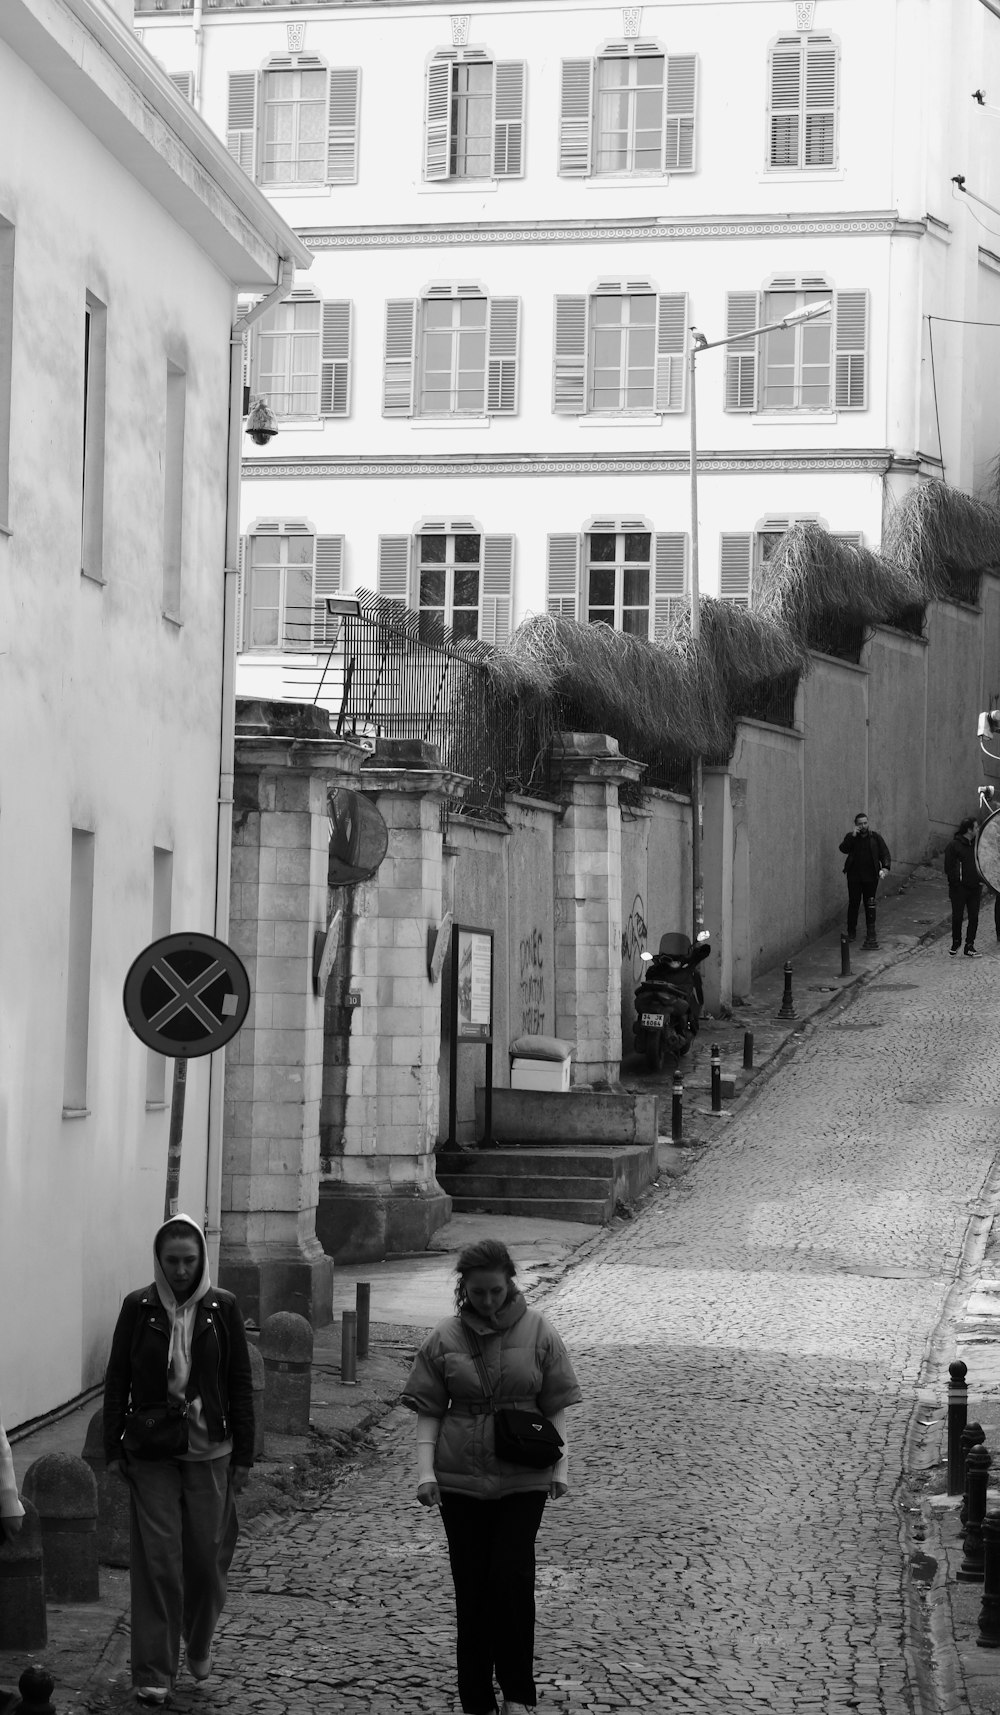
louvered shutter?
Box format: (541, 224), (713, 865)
(768, 39), (801, 168)
(481, 536), (514, 645)
(832, 531), (863, 548)
(804, 38), (837, 167)
(236, 535), (246, 652)
(558, 60), (593, 176)
(664, 55), (696, 172)
(320, 301), (352, 416)
(383, 300), (418, 416)
(377, 536), (412, 606)
(653, 534), (688, 639)
(553, 296), (588, 414)
(486, 298), (520, 414)
(169, 71), (193, 102)
(327, 67), (361, 183)
(720, 534), (752, 606)
(312, 536), (344, 648)
(494, 62), (526, 177)
(833, 291), (868, 410)
(546, 535), (581, 618)
(724, 293), (761, 411)
(425, 57), (452, 180)
(227, 72), (257, 177)
(655, 294), (687, 413)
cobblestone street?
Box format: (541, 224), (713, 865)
(105, 935), (1000, 1715)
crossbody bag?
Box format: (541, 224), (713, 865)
(462, 1326), (564, 1471)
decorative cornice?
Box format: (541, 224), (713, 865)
(298, 212), (921, 251)
(242, 450), (895, 480)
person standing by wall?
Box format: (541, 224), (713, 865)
(0, 1399), (25, 1542)
(839, 813), (891, 947)
(945, 817), (983, 957)
(402, 1240), (582, 1715)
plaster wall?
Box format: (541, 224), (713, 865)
(618, 792), (689, 1055)
(729, 721), (806, 976)
(924, 599), (987, 842)
(800, 655), (869, 935)
(865, 628), (930, 863)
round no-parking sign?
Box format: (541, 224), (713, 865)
(123, 932), (251, 1058)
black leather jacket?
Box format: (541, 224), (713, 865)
(103, 1285), (254, 1467)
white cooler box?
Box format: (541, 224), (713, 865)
(510, 1056), (572, 1092)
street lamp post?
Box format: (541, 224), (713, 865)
(685, 298), (831, 942)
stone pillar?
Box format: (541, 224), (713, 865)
(317, 739), (460, 1263)
(221, 700), (368, 1327)
(550, 733), (644, 1086)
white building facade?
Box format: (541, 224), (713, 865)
(0, 0), (308, 1424)
(135, 0), (1000, 702)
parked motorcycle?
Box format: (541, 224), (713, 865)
(632, 930), (711, 1072)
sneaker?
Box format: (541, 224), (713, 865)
(501, 1705), (534, 1715)
(136, 1691), (169, 1706)
(951, 946), (962, 955)
(965, 948), (982, 958)
(186, 1652), (212, 1682)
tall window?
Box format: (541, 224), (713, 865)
(768, 35), (838, 169)
(419, 297), (488, 414)
(586, 530), (651, 636)
(63, 828), (95, 1116)
(245, 531), (314, 650)
(0, 220), (13, 530)
(261, 66), (326, 183)
(559, 49), (697, 177)
(589, 292), (656, 412)
(424, 53), (526, 181)
(82, 292), (107, 579)
(417, 531), (481, 640)
(255, 300), (321, 418)
(383, 293), (520, 419)
(450, 63), (493, 177)
(760, 286), (831, 409)
(554, 289), (686, 417)
(594, 55), (665, 174)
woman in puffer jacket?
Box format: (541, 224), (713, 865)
(402, 1239), (582, 1715)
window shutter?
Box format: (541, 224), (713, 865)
(553, 296), (588, 414)
(493, 62), (526, 177)
(655, 293), (687, 413)
(804, 38), (837, 167)
(236, 535), (246, 652)
(383, 300), (418, 416)
(425, 56), (451, 181)
(327, 67), (361, 183)
(653, 534), (688, 638)
(320, 301), (352, 416)
(664, 55), (696, 172)
(486, 298), (520, 414)
(768, 39), (801, 168)
(481, 535), (514, 645)
(227, 72), (257, 177)
(833, 291), (868, 410)
(558, 60), (593, 176)
(377, 536), (412, 606)
(546, 535), (581, 618)
(724, 293), (760, 411)
(312, 536), (344, 648)
(169, 71), (193, 102)
(832, 531), (863, 548)
(720, 534), (752, 606)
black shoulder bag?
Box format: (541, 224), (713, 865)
(463, 1326), (564, 1471)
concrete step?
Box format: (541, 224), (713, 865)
(436, 1147), (644, 1178)
(447, 1193), (613, 1224)
(437, 1171), (612, 1201)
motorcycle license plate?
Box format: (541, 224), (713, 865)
(641, 1013), (665, 1029)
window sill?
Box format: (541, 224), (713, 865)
(80, 567), (106, 586)
(0, 521), (11, 538)
(62, 1107), (90, 1120)
(162, 610), (183, 628)
(409, 417), (491, 431)
(417, 179), (499, 195)
(269, 419), (326, 434)
(145, 1101), (168, 1113)
(578, 413), (663, 428)
(751, 411), (838, 426)
(757, 168), (845, 182)
(583, 174), (675, 189)
(260, 184), (334, 198)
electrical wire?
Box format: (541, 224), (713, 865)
(926, 316), (945, 483)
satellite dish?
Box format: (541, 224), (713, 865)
(327, 787), (389, 886)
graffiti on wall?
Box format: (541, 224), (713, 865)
(621, 893), (648, 985)
(518, 927), (545, 1034)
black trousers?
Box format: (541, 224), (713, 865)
(846, 874), (879, 936)
(950, 886), (981, 950)
(439, 1490), (547, 1714)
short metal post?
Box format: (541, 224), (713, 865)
(961, 1423), (987, 1526)
(960, 1443), (992, 1580)
(742, 1030), (754, 1070)
(862, 901), (879, 951)
(671, 1071), (683, 1142)
(978, 1512), (1000, 1646)
(356, 1283), (371, 1361)
(341, 1309), (357, 1386)
(840, 934), (851, 977)
(948, 1360), (969, 1495)
(777, 962), (795, 1019)
(710, 1043), (721, 1112)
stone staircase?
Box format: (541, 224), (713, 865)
(434, 1143), (656, 1224)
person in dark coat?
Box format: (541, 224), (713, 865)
(944, 817), (983, 956)
(839, 813), (891, 945)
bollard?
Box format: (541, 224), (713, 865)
(777, 962), (796, 1019)
(341, 1310), (358, 1386)
(259, 1312), (313, 1437)
(13, 1666), (56, 1715)
(671, 1070), (683, 1142)
(21, 1455), (99, 1604)
(81, 1409), (129, 1569)
(0, 1499), (46, 1651)
(948, 1360), (969, 1495)
(248, 1342), (266, 1459)
(710, 1044), (722, 1113)
(980, 1512), (1000, 1646)
(960, 1443), (993, 1580)
(840, 934), (851, 978)
(356, 1284), (371, 1362)
(961, 1423), (987, 1526)
(743, 1030), (754, 1071)
(861, 901), (879, 951)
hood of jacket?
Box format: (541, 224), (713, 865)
(459, 1288), (528, 1340)
(152, 1214), (212, 1408)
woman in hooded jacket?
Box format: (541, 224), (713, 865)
(103, 1215), (253, 1705)
(402, 1239), (583, 1715)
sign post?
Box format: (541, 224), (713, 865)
(446, 923), (495, 1148)
(122, 932), (251, 1219)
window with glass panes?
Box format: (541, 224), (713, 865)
(450, 63), (493, 177)
(594, 55), (664, 173)
(760, 287), (831, 409)
(417, 532), (481, 640)
(245, 533), (314, 650)
(586, 530), (651, 636)
(418, 298), (487, 415)
(261, 67), (326, 184)
(588, 293), (656, 412)
(254, 300), (321, 418)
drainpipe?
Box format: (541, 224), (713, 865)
(191, 0), (204, 112)
(205, 254), (297, 1277)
